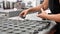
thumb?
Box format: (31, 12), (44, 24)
(41, 8), (44, 13)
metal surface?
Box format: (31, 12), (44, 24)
(0, 18), (55, 34)
(0, 10), (56, 34)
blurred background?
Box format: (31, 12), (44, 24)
(0, 0), (44, 9)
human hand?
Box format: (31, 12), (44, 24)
(19, 9), (29, 17)
(37, 8), (48, 19)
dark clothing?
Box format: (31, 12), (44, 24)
(49, 0), (60, 34)
(49, 0), (60, 14)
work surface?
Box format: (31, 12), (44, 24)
(0, 16), (56, 34)
(0, 19), (56, 34)
(0, 9), (56, 34)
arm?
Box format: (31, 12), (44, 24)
(28, 0), (48, 12)
(46, 14), (60, 22)
(19, 0), (48, 17)
(37, 8), (60, 22)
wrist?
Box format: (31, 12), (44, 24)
(44, 14), (49, 19)
(45, 14), (53, 20)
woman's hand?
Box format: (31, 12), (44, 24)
(19, 9), (29, 17)
(37, 8), (48, 19)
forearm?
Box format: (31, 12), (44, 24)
(42, 0), (48, 10)
(28, 0), (48, 12)
(28, 4), (43, 12)
(46, 14), (60, 22)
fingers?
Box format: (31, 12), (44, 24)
(37, 8), (44, 17)
(23, 11), (27, 17)
(19, 10), (28, 17)
(19, 11), (24, 16)
(41, 8), (44, 12)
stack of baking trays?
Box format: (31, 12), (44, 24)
(0, 17), (56, 34)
